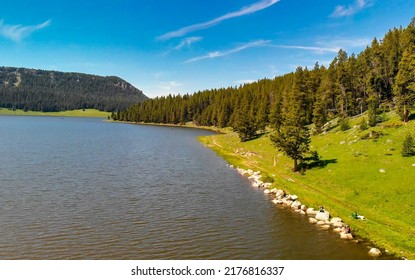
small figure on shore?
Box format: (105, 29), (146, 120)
(344, 225), (351, 234)
(319, 206), (325, 213)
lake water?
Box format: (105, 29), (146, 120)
(0, 116), (388, 259)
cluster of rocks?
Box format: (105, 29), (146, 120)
(231, 166), (383, 257)
(235, 167), (272, 189)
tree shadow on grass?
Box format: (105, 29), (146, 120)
(300, 158), (338, 170)
(299, 155), (337, 173)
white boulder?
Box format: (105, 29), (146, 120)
(368, 248), (382, 257)
(330, 217), (342, 224)
(285, 200), (293, 206)
(290, 195), (299, 201)
(306, 208), (317, 215)
(291, 201), (302, 209)
(309, 218), (318, 224)
(332, 222), (344, 228)
(340, 233), (354, 240)
(315, 210), (330, 221)
(275, 189), (285, 197)
(321, 225), (331, 230)
(272, 199), (283, 204)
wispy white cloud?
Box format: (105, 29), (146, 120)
(275, 45), (340, 54)
(315, 38), (371, 51)
(278, 38), (371, 55)
(0, 19), (51, 42)
(331, 0), (373, 18)
(157, 0), (280, 40)
(174, 36), (203, 50)
(185, 40), (270, 63)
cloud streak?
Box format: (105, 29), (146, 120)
(0, 19), (51, 42)
(331, 0), (372, 18)
(157, 0), (280, 40)
(276, 45), (340, 53)
(185, 37), (372, 64)
(314, 38), (371, 51)
(185, 40), (270, 63)
(174, 36), (203, 50)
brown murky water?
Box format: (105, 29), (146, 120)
(0, 116), (392, 259)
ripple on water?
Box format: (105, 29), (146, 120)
(0, 117), (392, 259)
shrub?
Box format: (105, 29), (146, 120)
(339, 117), (351, 131)
(359, 118), (369, 131)
(262, 175), (275, 183)
(402, 134), (415, 157)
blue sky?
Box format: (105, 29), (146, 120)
(0, 0), (414, 98)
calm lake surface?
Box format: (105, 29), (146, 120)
(0, 116), (388, 259)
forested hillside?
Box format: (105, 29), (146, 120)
(0, 67), (147, 112)
(117, 19), (415, 136)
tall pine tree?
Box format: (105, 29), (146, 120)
(394, 49), (415, 123)
(270, 67), (311, 172)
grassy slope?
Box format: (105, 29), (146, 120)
(199, 113), (415, 259)
(0, 108), (110, 118)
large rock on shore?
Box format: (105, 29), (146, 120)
(315, 210), (330, 221)
(368, 248), (382, 257)
(291, 201), (302, 209)
(332, 222), (344, 228)
(290, 195), (299, 201)
(340, 233), (353, 240)
(306, 208), (317, 215)
(320, 224), (331, 230)
(282, 198), (293, 206)
(272, 198), (283, 204)
(309, 218), (318, 224)
(263, 183), (272, 188)
(275, 189), (285, 197)
(330, 217), (342, 224)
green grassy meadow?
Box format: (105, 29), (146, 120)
(0, 108), (110, 118)
(199, 113), (415, 259)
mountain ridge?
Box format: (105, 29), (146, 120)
(0, 66), (148, 112)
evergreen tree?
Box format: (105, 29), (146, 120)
(339, 116), (351, 131)
(270, 67), (310, 172)
(256, 92), (269, 132)
(359, 118), (369, 131)
(312, 96), (327, 134)
(402, 134), (415, 156)
(232, 96), (258, 142)
(367, 94), (379, 126)
(393, 49), (415, 123)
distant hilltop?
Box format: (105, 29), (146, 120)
(0, 66), (148, 112)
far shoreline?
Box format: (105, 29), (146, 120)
(113, 120), (227, 134)
(0, 108), (110, 118)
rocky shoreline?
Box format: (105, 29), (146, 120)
(230, 165), (384, 258)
